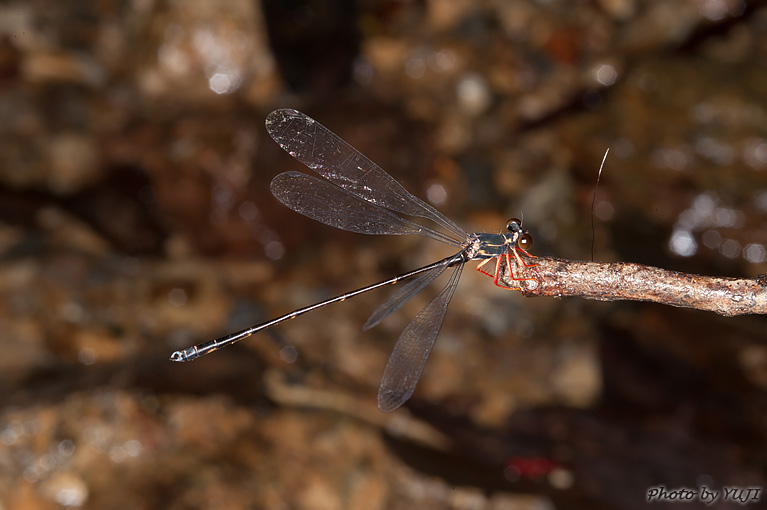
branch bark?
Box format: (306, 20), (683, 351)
(500, 255), (767, 317)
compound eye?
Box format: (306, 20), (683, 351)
(517, 233), (533, 251)
(506, 217), (523, 232)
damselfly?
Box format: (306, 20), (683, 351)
(171, 109), (535, 412)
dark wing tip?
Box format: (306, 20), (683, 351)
(377, 388), (411, 413)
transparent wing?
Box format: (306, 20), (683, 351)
(271, 172), (460, 244)
(377, 262), (464, 412)
(266, 109), (465, 243)
(362, 262), (447, 331)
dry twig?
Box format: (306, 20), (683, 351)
(501, 255), (767, 317)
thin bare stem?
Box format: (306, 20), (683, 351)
(502, 255), (767, 317)
(591, 148), (609, 262)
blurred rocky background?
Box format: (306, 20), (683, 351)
(1, 1), (766, 509)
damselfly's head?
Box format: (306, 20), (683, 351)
(506, 218), (533, 251)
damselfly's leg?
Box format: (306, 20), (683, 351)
(492, 247), (538, 289)
(475, 257), (497, 279)
(512, 247), (537, 266)
(507, 247), (538, 276)
(476, 248), (538, 289)
(476, 256), (521, 290)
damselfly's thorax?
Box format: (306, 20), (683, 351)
(464, 218), (533, 261)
